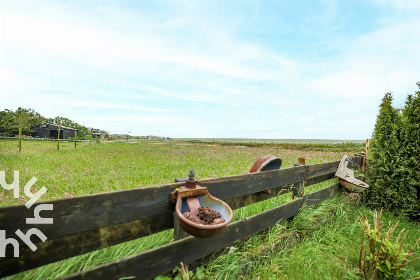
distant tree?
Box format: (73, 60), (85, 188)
(45, 116), (90, 137)
(365, 92), (402, 212)
(0, 107), (45, 135)
(0, 109), (101, 138)
(72, 125), (90, 137)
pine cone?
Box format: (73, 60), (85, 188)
(183, 210), (203, 224)
(197, 206), (222, 224)
(212, 218), (225, 225)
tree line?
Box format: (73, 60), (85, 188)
(365, 82), (420, 220)
(0, 107), (107, 137)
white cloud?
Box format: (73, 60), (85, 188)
(305, 18), (420, 106)
(60, 101), (171, 112)
(373, 0), (420, 10)
(1, 1), (419, 139)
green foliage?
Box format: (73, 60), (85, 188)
(365, 87), (420, 220)
(45, 116), (90, 136)
(183, 139), (365, 152)
(0, 109), (93, 137)
(0, 107), (45, 136)
(163, 263), (205, 280)
(365, 92), (402, 211)
(97, 129), (109, 135)
(358, 209), (420, 279)
(399, 88), (420, 220)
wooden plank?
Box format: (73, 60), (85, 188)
(0, 181), (185, 241)
(293, 163), (305, 198)
(225, 184), (293, 209)
(306, 160), (339, 179)
(305, 172), (336, 186)
(0, 172), (338, 277)
(60, 184), (340, 280)
(0, 165), (308, 242)
(1, 159), (349, 243)
(0, 213), (172, 277)
(293, 181), (303, 198)
(0, 183), (292, 277)
(199, 165), (305, 200)
(303, 183), (341, 206)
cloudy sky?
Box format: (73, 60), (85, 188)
(1, 0), (419, 139)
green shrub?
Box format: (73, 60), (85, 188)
(358, 208), (420, 279)
(365, 92), (402, 212)
(365, 85), (420, 221)
(399, 87), (420, 220)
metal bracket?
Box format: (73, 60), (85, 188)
(335, 155), (369, 192)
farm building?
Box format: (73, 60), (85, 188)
(31, 123), (77, 139)
(91, 132), (105, 140)
(87, 127), (106, 140)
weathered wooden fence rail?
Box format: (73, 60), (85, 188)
(0, 156), (363, 279)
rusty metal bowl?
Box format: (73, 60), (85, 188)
(175, 190), (233, 238)
(250, 155), (283, 173)
(339, 178), (369, 193)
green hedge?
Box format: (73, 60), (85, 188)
(365, 85), (420, 220)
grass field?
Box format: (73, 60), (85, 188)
(0, 139), (418, 279)
(0, 139), (350, 206)
(173, 138), (366, 145)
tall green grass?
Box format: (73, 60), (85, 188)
(0, 139), (348, 206)
(5, 177), (337, 280)
(173, 138), (365, 145)
(1, 139), (417, 279)
(200, 194), (420, 280)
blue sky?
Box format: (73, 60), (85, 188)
(1, 0), (419, 139)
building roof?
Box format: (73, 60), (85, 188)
(33, 123), (78, 131)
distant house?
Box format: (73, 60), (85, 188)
(87, 127), (106, 140)
(91, 132), (105, 140)
(31, 123), (77, 139)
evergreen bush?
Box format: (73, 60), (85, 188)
(365, 85), (420, 220)
(398, 86), (420, 220)
(365, 92), (402, 212)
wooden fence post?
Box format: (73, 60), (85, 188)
(298, 158), (306, 196)
(18, 113), (22, 153)
(173, 177), (189, 276)
(298, 157), (306, 165)
(173, 212), (189, 241)
(173, 208), (189, 272)
(74, 131), (77, 148)
(173, 178), (189, 242)
(293, 157), (306, 198)
(57, 124), (60, 150)
(365, 139), (371, 155)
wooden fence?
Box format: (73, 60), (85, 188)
(0, 155), (364, 279)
